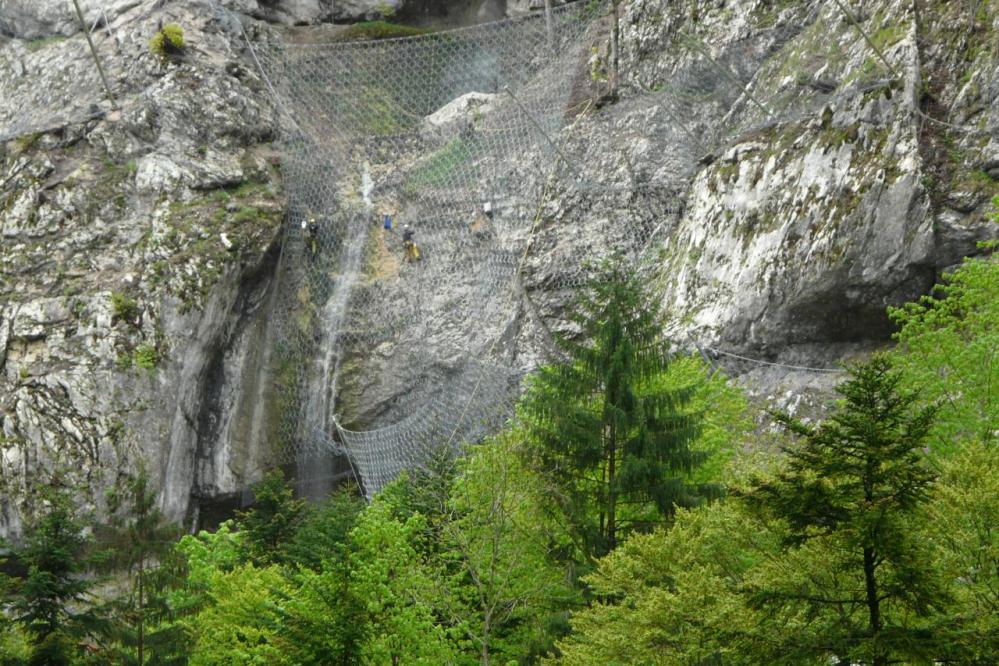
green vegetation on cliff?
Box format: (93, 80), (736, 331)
(2, 254), (998, 664)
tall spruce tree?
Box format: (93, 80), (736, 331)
(99, 471), (186, 665)
(522, 260), (714, 557)
(745, 355), (949, 665)
(8, 489), (96, 665)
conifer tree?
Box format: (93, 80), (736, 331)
(7, 489), (96, 665)
(100, 471), (186, 665)
(522, 260), (713, 557)
(745, 355), (949, 665)
(236, 469), (306, 565)
(282, 485), (365, 572)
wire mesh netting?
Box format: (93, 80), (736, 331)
(254, 1), (612, 499)
(243, 0), (942, 499)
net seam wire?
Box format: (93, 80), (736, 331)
(703, 346), (842, 374)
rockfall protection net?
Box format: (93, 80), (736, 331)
(247, 0), (840, 499)
(244, 0), (925, 499)
(1, 0), (994, 501)
(253, 1), (613, 499)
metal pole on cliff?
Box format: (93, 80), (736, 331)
(70, 0), (118, 110)
(831, 0), (900, 80)
(611, 0), (621, 97)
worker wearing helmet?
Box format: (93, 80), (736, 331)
(402, 224), (421, 263)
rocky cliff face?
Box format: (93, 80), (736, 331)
(1, 0), (996, 535)
(521, 0), (998, 414)
(0, 1), (285, 534)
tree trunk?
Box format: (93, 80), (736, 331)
(481, 612), (491, 666)
(863, 546), (886, 666)
(606, 424), (617, 551)
(599, 456), (607, 539)
(137, 558), (144, 666)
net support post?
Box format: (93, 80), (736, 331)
(71, 0), (118, 110)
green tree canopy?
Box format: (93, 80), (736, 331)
(521, 261), (718, 557)
(235, 469), (306, 566)
(6, 489), (98, 665)
(744, 355), (950, 666)
(924, 440), (999, 663)
(552, 499), (780, 666)
(97, 471), (187, 666)
(281, 485), (365, 572)
(348, 500), (457, 664)
(890, 253), (999, 451)
(441, 434), (573, 664)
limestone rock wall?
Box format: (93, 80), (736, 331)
(1, 0), (997, 534)
(517, 0), (998, 413)
(1, 1), (285, 534)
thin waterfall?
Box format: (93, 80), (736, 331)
(297, 171), (373, 501)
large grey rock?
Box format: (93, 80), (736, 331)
(331, 0), (406, 22)
(421, 91), (497, 140)
(0, 0), (141, 40)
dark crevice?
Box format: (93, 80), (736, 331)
(188, 236), (283, 528)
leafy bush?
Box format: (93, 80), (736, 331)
(133, 344), (159, 370)
(110, 291), (139, 324)
(149, 23), (185, 58)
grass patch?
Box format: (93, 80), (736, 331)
(406, 137), (474, 190)
(24, 35), (67, 52)
(233, 206), (262, 223)
(10, 132), (43, 157)
(356, 85), (413, 135)
(338, 21), (430, 42)
(870, 22), (907, 51)
(954, 169), (999, 198)
(133, 344), (159, 370)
